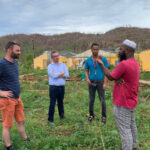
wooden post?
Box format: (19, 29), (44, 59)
(32, 39), (35, 58)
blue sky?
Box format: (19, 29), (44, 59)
(0, 0), (150, 36)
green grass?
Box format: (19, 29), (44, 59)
(140, 72), (150, 81)
(0, 70), (150, 150)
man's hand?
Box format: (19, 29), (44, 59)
(96, 58), (103, 65)
(0, 91), (13, 98)
(86, 78), (91, 85)
(59, 72), (65, 78)
(103, 83), (106, 90)
(116, 78), (124, 85)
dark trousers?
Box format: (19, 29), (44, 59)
(88, 80), (106, 117)
(48, 85), (65, 122)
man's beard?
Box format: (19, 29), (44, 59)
(11, 52), (19, 59)
(93, 53), (98, 57)
(118, 52), (126, 62)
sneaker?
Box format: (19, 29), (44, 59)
(6, 145), (15, 150)
(60, 115), (65, 120)
(101, 117), (106, 124)
(48, 120), (53, 126)
(24, 137), (31, 142)
(88, 116), (94, 122)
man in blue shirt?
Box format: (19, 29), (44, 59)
(85, 43), (109, 123)
(0, 41), (29, 150)
(47, 51), (69, 124)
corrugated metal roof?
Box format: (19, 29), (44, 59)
(60, 52), (77, 57)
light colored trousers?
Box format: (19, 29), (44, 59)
(113, 105), (137, 150)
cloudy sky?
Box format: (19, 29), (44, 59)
(0, 0), (150, 36)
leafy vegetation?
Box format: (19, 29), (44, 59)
(0, 69), (150, 150)
(1, 27), (150, 60)
(140, 72), (150, 81)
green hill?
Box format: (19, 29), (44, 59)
(0, 27), (150, 58)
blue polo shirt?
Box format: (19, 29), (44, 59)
(0, 58), (20, 98)
(85, 56), (109, 80)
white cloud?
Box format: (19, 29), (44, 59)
(0, 0), (150, 36)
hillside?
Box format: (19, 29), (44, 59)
(0, 27), (150, 57)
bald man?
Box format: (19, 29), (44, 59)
(97, 39), (140, 150)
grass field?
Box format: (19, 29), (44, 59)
(140, 72), (150, 81)
(0, 70), (150, 150)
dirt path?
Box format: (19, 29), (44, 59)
(20, 74), (150, 86)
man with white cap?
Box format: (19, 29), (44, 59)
(97, 39), (140, 150)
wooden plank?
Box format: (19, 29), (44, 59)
(139, 80), (150, 85)
(66, 78), (81, 81)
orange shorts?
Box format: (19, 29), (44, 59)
(0, 97), (25, 127)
